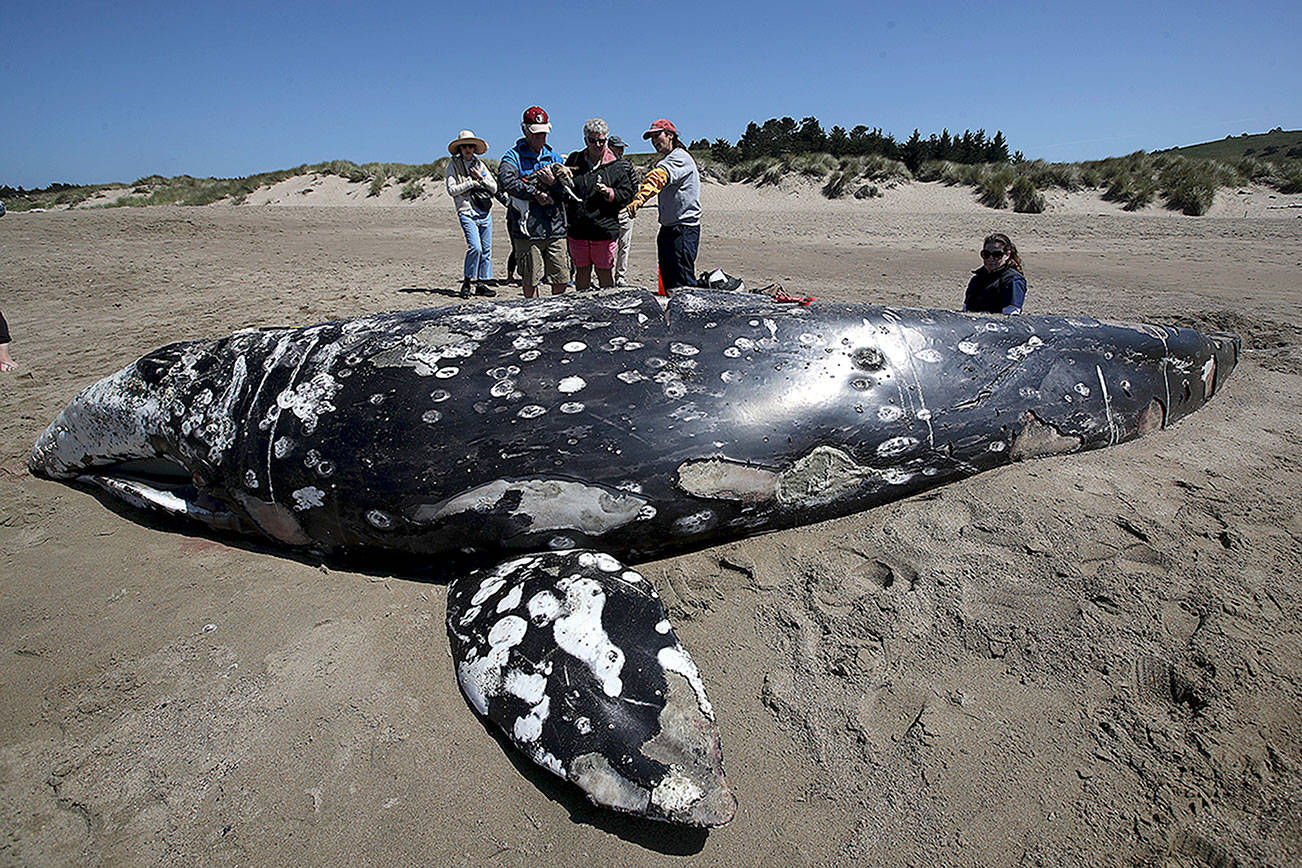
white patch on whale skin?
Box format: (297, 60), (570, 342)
(505, 669), (547, 705)
(877, 405), (905, 422)
(1006, 335), (1045, 362)
(958, 340), (981, 355)
(915, 348), (944, 363)
(203, 354), (248, 462)
(413, 479), (647, 537)
(366, 509), (394, 530)
(291, 486), (325, 511)
(877, 436), (920, 458)
(527, 590), (562, 626)
(673, 510), (717, 535)
(275, 372), (340, 434)
(513, 694), (550, 743)
(563, 341), (588, 353)
(554, 576), (625, 698)
(273, 437), (295, 459)
(472, 574), (507, 607)
(657, 646), (714, 718)
(651, 768), (706, 816)
(517, 405), (547, 419)
(497, 583), (524, 613)
(578, 551), (623, 573)
(457, 614), (529, 715)
(1201, 357), (1216, 397)
(558, 376), (586, 394)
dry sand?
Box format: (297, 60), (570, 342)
(2, 178), (1301, 866)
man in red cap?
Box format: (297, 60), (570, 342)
(625, 119), (701, 293)
(497, 106), (570, 297)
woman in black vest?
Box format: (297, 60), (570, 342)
(964, 233), (1026, 314)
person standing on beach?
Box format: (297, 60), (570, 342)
(563, 119), (635, 292)
(497, 106), (569, 298)
(0, 310), (16, 372)
(963, 233), (1026, 314)
(608, 135), (636, 285)
(445, 130), (499, 299)
(624, 119), (701, 293)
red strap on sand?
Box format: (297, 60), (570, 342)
(773, 294), (815, 305)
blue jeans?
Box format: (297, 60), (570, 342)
(458, 211), (493, 280)
(657, 223), (699, 290)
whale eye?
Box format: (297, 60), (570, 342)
(853, 347), (885, 370)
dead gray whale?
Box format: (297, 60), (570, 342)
(29, 288), (1239, 826)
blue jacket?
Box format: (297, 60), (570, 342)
(964, 265), (1026, 314)
(497, 138), (567, 240)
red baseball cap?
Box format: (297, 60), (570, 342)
(642, 118), (678, 140)
(522, 106), (551, 133)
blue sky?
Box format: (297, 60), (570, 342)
(3, 0), (1298, 189)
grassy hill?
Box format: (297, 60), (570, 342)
(1160, 128), (1302, 161)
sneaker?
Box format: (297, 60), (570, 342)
(475, 283), (497, 297)
(459, 277), (471, 299)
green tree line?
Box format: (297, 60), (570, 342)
(689, 116), (1013, 170)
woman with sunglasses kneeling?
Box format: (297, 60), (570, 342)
(964, 233), (1026, 314)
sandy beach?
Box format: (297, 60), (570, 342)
(2, 178), (1300, 866)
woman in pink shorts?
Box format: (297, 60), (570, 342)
(563, 118), (636, 290)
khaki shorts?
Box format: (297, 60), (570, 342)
(512, 237), (568, 288)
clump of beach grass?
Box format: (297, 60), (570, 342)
(1010, 176), (1046, 213)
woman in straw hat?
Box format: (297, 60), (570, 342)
(445, 130), (499, 298)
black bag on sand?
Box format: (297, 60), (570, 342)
(697, 268), (746, 292)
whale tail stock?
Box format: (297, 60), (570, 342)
(445, 549), (736, 827)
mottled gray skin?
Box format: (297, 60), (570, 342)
(28, 288), (1239, 826)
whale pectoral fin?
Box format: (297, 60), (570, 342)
(445, 550), (736, 827)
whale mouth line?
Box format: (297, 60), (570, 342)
(72, 456), (245, 533)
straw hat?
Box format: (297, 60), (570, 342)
(448, 130), (488, 155)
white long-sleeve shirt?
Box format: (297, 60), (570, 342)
(445, 155), (498, 217)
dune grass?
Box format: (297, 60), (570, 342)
(3, 145), (1298, 216)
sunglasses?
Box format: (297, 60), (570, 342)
(586, 137), (608, 144)
(981, 249), (1007, 258)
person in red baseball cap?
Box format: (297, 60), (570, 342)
(625, 118), (702, 293)
(497, 106), (570, 298)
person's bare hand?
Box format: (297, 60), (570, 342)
(535, 166), (554, 185)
